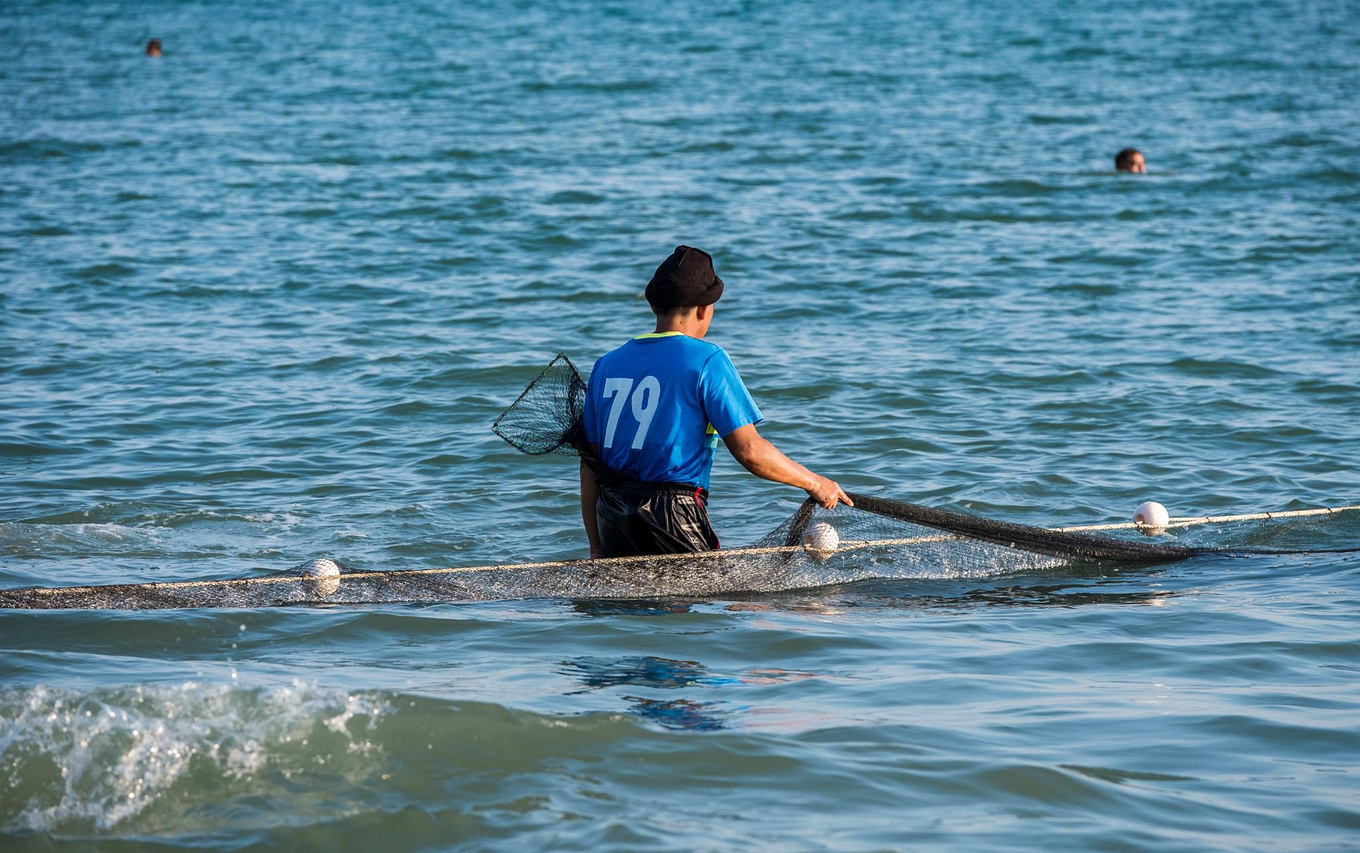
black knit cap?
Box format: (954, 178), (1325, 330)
(645, 245), (725, 309)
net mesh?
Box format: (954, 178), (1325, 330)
(5, 494), (1353, 611)
(491, 354), (588, 456)
(4, 356), (1356, 610)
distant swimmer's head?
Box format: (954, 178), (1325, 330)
(646, 245), (724, 314)
(1115, 147), (1146, 173)
(145, 39), (162, 57)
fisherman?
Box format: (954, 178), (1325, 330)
(580, 246), (852, 559)
(1115, 147), (1146, 173)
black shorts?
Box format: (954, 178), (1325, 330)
(595, 481), (720, 558)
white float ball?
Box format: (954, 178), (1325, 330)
(298, 558), (341, 596)
(1133, 501), (1170, 536)
(801, 522), (840, 561)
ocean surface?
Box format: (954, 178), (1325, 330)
(3, 0), (1359, 848)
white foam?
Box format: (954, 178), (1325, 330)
(0, 521), (164, 553)
(0, 682), (387, 833)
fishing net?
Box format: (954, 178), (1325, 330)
(6, 494), (1355, 612)
(3, 497), (1357, 611)
(491, 354), (588, 456)
(486, 354), (1202, 562)
(3, 354), (1355, 611)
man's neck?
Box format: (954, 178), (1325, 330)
(653, 317), (705, 338)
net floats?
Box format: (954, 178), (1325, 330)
(1133, 501), (1170, 536)
(297, 558), (342, 596)
(801, 522), (840, 561)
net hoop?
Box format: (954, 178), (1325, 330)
(490, 354), (588, 456)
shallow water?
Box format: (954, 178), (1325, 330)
(2, 0), (1359, 849)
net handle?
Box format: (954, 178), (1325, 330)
(781, 498), (818, 547)
(843, 492), (1209, 562)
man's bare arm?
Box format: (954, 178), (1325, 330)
(580, 458), (605, 558)
(721, 424), (852, 509)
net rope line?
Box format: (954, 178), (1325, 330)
(1053, 504), (1360, 532)
(13, 502), (1358, 601)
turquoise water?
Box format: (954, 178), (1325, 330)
(3, 0), (1359, 848)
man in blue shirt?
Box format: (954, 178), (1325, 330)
(581, 246), (852, 558)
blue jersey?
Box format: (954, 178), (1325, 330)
(583, 333), (763, 490)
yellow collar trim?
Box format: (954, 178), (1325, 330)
(634, 331), (686, 340)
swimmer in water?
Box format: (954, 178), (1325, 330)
(146, 39), (162, 57)
(1115, 148), (1146, 173)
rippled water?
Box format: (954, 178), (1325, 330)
(3, 0), (1359, 849)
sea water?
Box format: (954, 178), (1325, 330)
(2, 0), (1358, 848)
